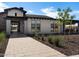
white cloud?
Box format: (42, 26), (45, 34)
(41, 7), (79, 20)
(41, 7), (57, 18)
(24, 8), (34, 14)
(0, 2), (9, 12)
(27, 10), (33, 13)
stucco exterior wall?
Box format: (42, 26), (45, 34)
(26, 18), (32, 34)
(6, 20), (11, 35)
(40, 19), (51, 34)
(24, 20), (27, 34)
(26, 18), (50, 34)
(20, 20), (24, 33)
(26, 18), (58, 34)
(8, 9), (23, 16)
(26, 18), (64, 34)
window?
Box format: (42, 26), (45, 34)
(37, 24), (40, 31)
(51, 23), (59, 32)
(51, 24), (54, 28)
(31, 20), (40, 33)
(37, 24), (40, 27)
(15, 13), (17, 16)
(31, 24), (35, 27)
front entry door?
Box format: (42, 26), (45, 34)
(11, 21), (20, 33)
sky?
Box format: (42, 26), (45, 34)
(0, 2), (79, 20)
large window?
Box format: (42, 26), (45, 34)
(31, 19), (40, 33)
(51, 23), (59, 32)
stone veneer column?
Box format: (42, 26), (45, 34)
(24, 20), (27, 34)
(6, 20), (11, 35)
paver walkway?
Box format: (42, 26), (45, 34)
(4, 37), (66, 57)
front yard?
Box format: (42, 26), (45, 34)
(0, 31), (79, 56)
(33, 34), (79, 56)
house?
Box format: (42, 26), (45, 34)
(0, 7), (79, 35)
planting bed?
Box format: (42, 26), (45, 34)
(34, 35), (79, 56)
(0, 32), (9, 57)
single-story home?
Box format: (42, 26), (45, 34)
(0, 7), (79, 35)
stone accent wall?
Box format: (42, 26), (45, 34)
(0, 13), (6, 32)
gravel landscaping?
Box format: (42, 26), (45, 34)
(33, 34), (79, 56)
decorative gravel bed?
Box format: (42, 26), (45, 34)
(33, 35), (79, 56)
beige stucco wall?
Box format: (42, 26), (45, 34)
(40, 19), (62, 34)
(6, 20), (11, 35)
(26, 18), (32, 34)
(20, 21), (24, 33)
(26, 18), (60, 34)
(5, 18), (63, 35)
(8, 9), (23, 16)
(24, 20), (28, 34)
(40, 19), (51, 34)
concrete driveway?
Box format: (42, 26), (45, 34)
(5, 37), (66, 57)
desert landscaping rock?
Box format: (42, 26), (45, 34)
(4, 37), (66, 57)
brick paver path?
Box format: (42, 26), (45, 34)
(5, 37), (66, 57)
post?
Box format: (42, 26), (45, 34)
(24, 20), (27, 34)
(6, 20), (11, 35)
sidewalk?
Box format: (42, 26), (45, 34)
(5, 37), (66, 57)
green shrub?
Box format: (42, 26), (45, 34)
(58, 36), (65, 47)
(0, 32), (5, 42)
(48, 35), (65, 47)
(48, 35), (56, 44)
(55, 36), (64, 47)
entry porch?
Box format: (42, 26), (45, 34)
(5, 16), (27, 35)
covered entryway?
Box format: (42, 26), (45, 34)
(6, 16), (27, 35)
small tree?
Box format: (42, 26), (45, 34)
(56, 7), (75, 42)
(57, 7), (75, 34)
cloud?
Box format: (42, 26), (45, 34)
(41, 7), (57, 18)
(27, 10), (33, 13)
(24, 8), (34, 14)
(0, 2), (9, 12)
(41, 7), (79, 20)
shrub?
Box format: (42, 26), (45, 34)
(0, 32), (5, 42)
(55, 36), (64, 47)
(48, 35), (56, 44)
(48, 35), (65, 47)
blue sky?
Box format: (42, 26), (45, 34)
(0, 2), (79, 20)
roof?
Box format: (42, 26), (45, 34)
(2, 7), (55, 19)
(0, 12), (5, 14)
(4, 7), (26, 13)
(26, 14), (55, 19)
